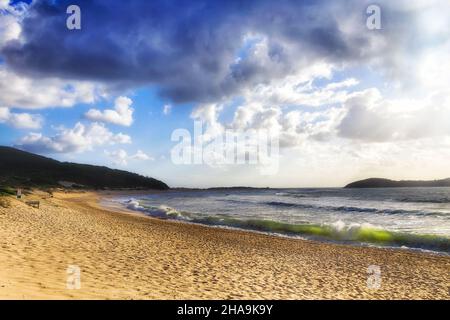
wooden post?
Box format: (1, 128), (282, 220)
(17, 188), (22, 199)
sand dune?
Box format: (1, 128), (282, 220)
(0, 191), (449, 299)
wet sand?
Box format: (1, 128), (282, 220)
(0, 191), (449, 299)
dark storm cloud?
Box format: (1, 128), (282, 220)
(2, 0), (379, 103)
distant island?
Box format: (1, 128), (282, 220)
(0, 146), (169, 190)
(345, 178), (450, 188)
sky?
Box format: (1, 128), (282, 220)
(1, 0), (450, 188)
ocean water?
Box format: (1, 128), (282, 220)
(110, 187), (450, 254)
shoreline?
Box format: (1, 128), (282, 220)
(0, 190), (449, 299)
(100, 191), (450, 257)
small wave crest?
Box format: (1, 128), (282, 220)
(398, 197), (450, 204)
(264, 200), (446, 216)
(275, 192), (308, 198)
(125, 199), (192, 220)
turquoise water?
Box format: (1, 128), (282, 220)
(109, 187), (450, 254)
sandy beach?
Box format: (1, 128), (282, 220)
(0, 191), (449, 300)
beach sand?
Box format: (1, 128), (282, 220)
(0, 191), (448, 300)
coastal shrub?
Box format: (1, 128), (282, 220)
(0, 186), (15, 196)
(0, 197), (11, 208)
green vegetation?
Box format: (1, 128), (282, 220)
(0, 146), (169, 190)
(0, 186), (15, 196)
(345, 177), (450, 188)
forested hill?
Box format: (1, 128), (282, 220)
(345, 178), (450, 188)
(0, 146), (169, 190)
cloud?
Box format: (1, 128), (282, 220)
(85, 96), (134, 126)
(337, 89), (450, 142)
(191, 103), (226, 143)
(131, 149), (152, 161)
(16, 122), (131, 154)
(238, 67), (360, 111)
(189, 66), (358, 149)
(3, 0), (438, 104)
(0, 106), (43, 129)
(0, 3), (104, 111)
(104, 149), (153, 166)
(0, 66), (103, 109)
(0, 10), (21, 48)
(0, 0), (28, 48)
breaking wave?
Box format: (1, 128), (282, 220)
(125, 199), (192, 220)
(123, 199), (450, 253)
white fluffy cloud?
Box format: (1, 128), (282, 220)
(0, 107), (42, 129)
(338, 89), (450, 142)
(0, 13), (21, 48)
(0, 66), (103, 110)
(0, 0), (25, 48)
(190, 69), (357, 150)
(85, 96), (134, 126)
(16, 122), (131, 154)
(0, 0), (9, 9)
(131, 150), (152, 161)
(239, 63), (357, 107)
(104, 149), (153, 166)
